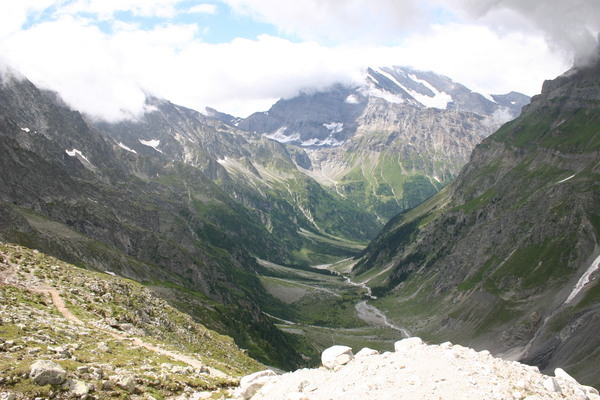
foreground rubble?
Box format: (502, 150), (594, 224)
(236, 337), (599, 400)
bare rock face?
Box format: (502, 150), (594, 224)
(30, 360), (67, 386)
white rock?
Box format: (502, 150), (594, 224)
(542, 377), (562, 393)
(355, 347), (379, 357)
(286, 392), (309, 400)
(554, 368), (579, 384)
(240, 370), (277, 388)
(573, 387), (589, 400)
(394, 337), (423, 352)
(298, 380), (318, 392)
(321, 345), (354, 369)
(112, 375), (136, 392)
(64, 379), (92, 396)
(30, 360), (67, 386)
(238, 370), (277, 399)
(583, 385), (600, 396)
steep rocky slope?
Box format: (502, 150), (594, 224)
(238, 66), (529, 220)
(352, 61), (600, 387)
(92, 97), (380, 257)
(0, 70), (305, 369)
(0, 242), (262, 399)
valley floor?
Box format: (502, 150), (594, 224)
(256, 257), (410, 364)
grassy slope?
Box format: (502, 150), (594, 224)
(0, 242), (263, 399)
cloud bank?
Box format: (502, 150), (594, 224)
(0, 1), (594, 121)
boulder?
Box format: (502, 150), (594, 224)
(554, 368), (579, 385)
(355, 347), (379, 358)
(30, 360), (67, 386)
(321, 345), (354, 369)
(64, 379), (92, 396)
(238, 370), (277, 399)
(111, 375), (136, 392)
(394, 337), (423, 352)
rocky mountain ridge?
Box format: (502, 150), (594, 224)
(237, 66), (530, 219)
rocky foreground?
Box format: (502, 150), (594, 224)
(235, 338), (600, 400)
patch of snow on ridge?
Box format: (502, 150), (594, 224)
(139, 139), (163, 153)
(563, 254), (600, 305)
(20, 127), (30, 132)
(117, 142), (137, 154)
(556, 174), (576, 184)
(364, 86), (405, 104)
(301, 136), (345, 147)
(323, 122), (343, 134)
(482, 93), (497, 103)
(345, 94), (359, 104)
(65, 148), (90, 163)
(406, 73), (453, 109)
(265, 126), (301, 144)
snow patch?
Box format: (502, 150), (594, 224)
(564, 254), (600, 305)
(406, 73), (453, 109)
(345, 94), (359, 104)
(481, 93), (497, 103)
(20, 127), (30, 133)
(139, 139), (163, 153)
(117, 142), (137, 154)
(65, 148), (90, 163)
(364, 86), (405, 104)
(323, 122), (343, 134)
(556, 174), (576, 184)
(301, 136), (345, 147)
(265, 126), (301, 144)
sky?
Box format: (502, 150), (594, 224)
(0, 1), (598, 121)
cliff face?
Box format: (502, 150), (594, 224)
(353, 61), (600, 387)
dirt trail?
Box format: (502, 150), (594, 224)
(31, 287), (84, 325)
(0, 255), (226, 377)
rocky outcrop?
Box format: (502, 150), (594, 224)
(236, 339), (600, 400)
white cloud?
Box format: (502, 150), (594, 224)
(58, 0), (183, 19)
(394, 23), (570, 96)
(188, 3), (217, 14)
(0, 0), (592, 120)
(220, 0), (429, 44)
